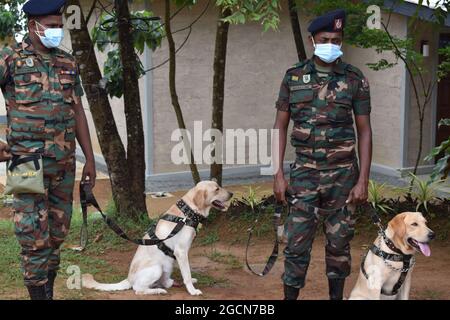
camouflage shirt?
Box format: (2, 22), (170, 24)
(0, 36), (84, 161)
(276, 58), (371, 170)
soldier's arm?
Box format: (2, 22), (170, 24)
(273, 73), (291, 203)
(73, 100), (96, 186)
(347, 73), (372, 204)
(355, 115), (372, 184)
(72, 72), (96, 187)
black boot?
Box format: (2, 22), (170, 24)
(26, 285), (48, 300)
(284, 284), (300, 300)
(328, 278), (345, 300)
(45, 270), (57, 300)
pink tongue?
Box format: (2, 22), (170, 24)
(418, 242), (431, 257)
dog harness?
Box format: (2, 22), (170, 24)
(79, 182), (206, 258)
(360, 231), (415, 296)
(146, 199), (207, 259)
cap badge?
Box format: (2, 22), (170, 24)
(334, 18), (343, 31)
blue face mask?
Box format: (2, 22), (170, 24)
(34, 21), (64, 49)
(312, 39), (343, 64)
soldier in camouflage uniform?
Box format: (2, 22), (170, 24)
(273, 10), (373, 300)
(0, 0), (96, 300)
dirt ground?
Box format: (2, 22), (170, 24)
(1, 179), (450, 300)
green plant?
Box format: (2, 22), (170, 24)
(368, 180), (393, 214)
(425, 118), (450, 181)
(240, 186), (264, 212)
(407, 173), (443, 213)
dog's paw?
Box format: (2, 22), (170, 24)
(191, 278), (198, 284)
(135, 288), (168, 295)
(154, 288), (168, 295)
(188, 288), (203, 296)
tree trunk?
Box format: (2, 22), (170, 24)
(66, 0), (146, 219)
(114, 0), (148, 218)
(164, 0), (201, 185)
(210, 7), (231, 186)
(288, 0), (306, 61)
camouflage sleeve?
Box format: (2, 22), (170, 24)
(275, 73), (290, 112)
(352, 75), (371, 116)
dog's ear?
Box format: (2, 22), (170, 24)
(193, 189), (207, 209)
(389, 213), (407, 243)
(211, 177), (218, 183)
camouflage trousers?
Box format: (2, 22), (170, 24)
(13, 155), (76, 286)
(282, 161), (359, 289)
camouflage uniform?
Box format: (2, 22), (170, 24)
(0, 36), (83, 286)
(275, 59), (371, 289)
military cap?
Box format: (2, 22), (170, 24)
(307, 9), (346, 36)
(23, 0), (67, 17)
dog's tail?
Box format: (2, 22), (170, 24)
(82, 273), (131, 292)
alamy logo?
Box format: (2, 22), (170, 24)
(367, 5), (382, 30)
(64, 5), (82, 30)
(171, 121), (280, 176)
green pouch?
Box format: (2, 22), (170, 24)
(5, 154), (45, 195)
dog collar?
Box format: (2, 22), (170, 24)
(381, 231), (408, 256)
(176, 199), (207, 225)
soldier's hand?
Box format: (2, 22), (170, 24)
(82, 160), (97, 189)
(0, 142), (12, 162)
(346, 181), (368, 205)
(274, 174), (288, 204)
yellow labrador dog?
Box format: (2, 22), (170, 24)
(350, 212), (434, 300)
(82, 181), (233, 296)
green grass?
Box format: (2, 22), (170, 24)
(206, 249), (242, 270)
(418, 289), (444, 300)
(197, 229), (220, 246)
(171, 268), (229, 288)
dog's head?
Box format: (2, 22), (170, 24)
(387, 212), (435, 256)
(184, 180), (233, 217)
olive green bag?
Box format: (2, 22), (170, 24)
(5, 154), (45, 195)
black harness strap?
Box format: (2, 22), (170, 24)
(78, 182), (205, 256)
(245, 201), (284, 276)
(360, 234), (413, 296)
